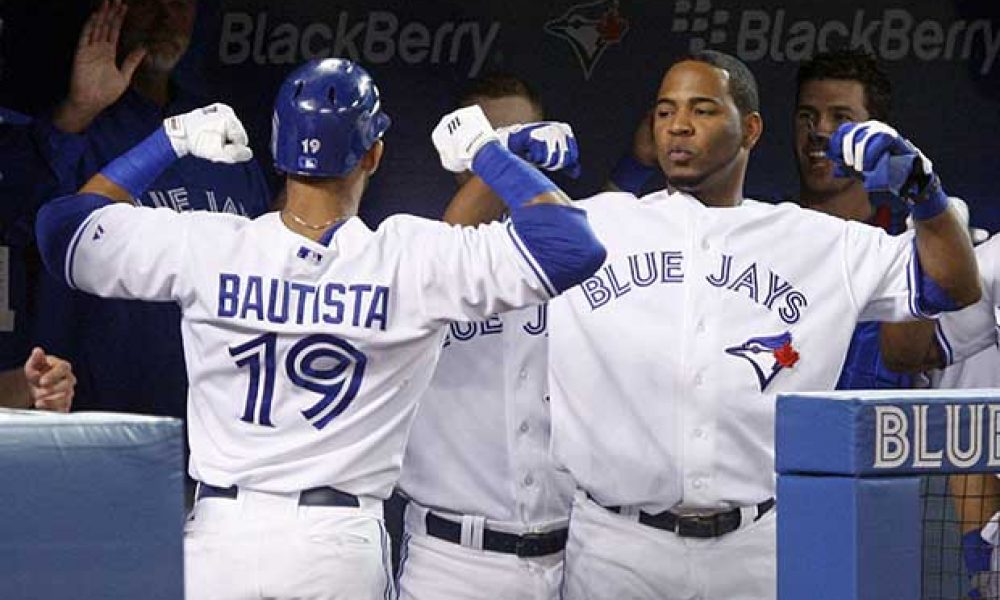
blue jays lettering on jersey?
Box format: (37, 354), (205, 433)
(580, 250), (809, 325)
(32, 87), (272, 417)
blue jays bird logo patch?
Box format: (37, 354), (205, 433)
(544, 0), (629, 79)
(725, 332), (800, 391)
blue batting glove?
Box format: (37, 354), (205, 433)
(497, 122), (581, 178)
(826, 120), (934, 197)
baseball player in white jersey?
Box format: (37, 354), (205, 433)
(34, 58), (605, 600)
(892, 233), (1000, 599)
(532, 51), (979, 600)
(396, 75), (578, 600)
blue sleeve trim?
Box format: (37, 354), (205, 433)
(908, 240), (959, 318)
(508, 203), (606, 295)
(505, 221), (557, 298)
(472, 141), (558, 209)
(101, 127), (177, 199)
(934, 320), (955, 367)
(36, 193), (113, 289)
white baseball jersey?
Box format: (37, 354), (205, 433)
(935, 234), (1000, 370)
(399, 303), (575, 530)
(61, 205), (556, 499)
(548, 189), (924, 514)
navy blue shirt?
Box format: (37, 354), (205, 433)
(33, 87), (272, 417)
(0, 108), (64, 371)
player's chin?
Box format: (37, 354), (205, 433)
(663, 168), (706, 191)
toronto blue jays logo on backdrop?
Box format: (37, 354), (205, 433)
(544, 0), (629, 79)
(725, 332), (799, 391)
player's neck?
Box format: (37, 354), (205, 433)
(800, 186), (873, 222)
(684, 158), (747, 208)
(281, 178), (359, 241)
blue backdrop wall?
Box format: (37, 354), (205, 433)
(3, 0), (997, 229)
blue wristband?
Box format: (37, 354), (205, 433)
(472, 141), (558, 209)
(609, 153), (657, 195)
(910, 176), (948, 221)
(101, 127), (178, 199)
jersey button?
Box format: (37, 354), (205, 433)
(693, 428), (705, 439)
(701, 239), (710, 251)
(693, 374), (704, 386)
(523, 474), (535, 487)
(692, 478), (704, 489)
(695, 320), (705, 334)
(519, 369), (528, 380)
(519, 421), (530, 434)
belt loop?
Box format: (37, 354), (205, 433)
(738, 505), (754, 529)
(460, 515), (486, 551)
(619, 505), (641, 520)
(405, 502), (429, 536)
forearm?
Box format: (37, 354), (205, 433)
(914, 199), (981, 309)
(0, 367), (30, 409)
(443, 177), (508, 226)
(951, 474), (1000, 534)
(880, 321), (943, 373)
(80, 173), (133, 203)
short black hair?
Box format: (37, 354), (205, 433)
(680, 50), (760, 115)
(456, 72), (544, 117)
(796, 49), (892, 121)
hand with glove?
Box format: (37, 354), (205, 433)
(99, 103), (253, 200)
(432, 105), (501, 173)
(163, 103), (254, 164)
(826, 120), (948, 221)
(431, 105), (567, 210)
(496, 122), (581, 177)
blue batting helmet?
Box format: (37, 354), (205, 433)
(271, 58), (391, 178)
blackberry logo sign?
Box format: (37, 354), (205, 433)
(545, 0), (629, 79)
(672, 0), (730, 52)
(671, 1), (1000, 75)
(219, 11), (501, 77)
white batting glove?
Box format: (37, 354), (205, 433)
(163, 103), (253, 164)
(431, 105), (500, 173)
(497, 122), (581, 177)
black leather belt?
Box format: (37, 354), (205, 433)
(425, 512), (568, 558)
(196, 483), (360, 507)
(604, 498), (775, 538)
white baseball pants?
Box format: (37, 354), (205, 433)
(397, 503), (563, 600)
(184, 488), (393, 600)
(561, 491), (776, 600)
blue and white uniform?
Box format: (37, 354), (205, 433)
(548, 190), (938, 600)
(397, 302), (574, 600)
(36, 183), (600, 599)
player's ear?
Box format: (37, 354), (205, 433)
(741, 111), (763, 150)
(360, 140), (384, 176)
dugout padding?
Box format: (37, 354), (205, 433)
(0, 409), (184, 600)
(776, 390), (1000, 600)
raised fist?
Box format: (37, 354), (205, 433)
(497, 122), (581, 178)
(826, 120), (936, 199)
(163, 103), (253, 164)
(431, 106), (500, 173)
